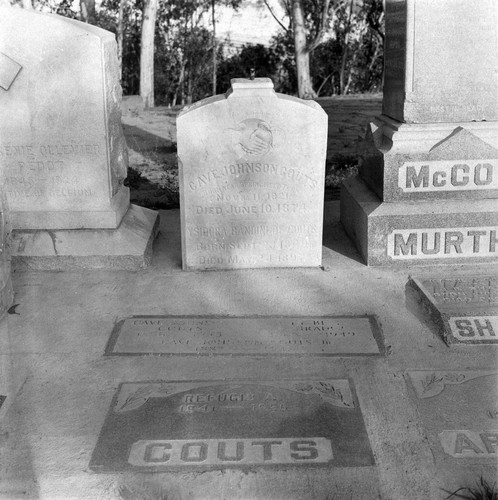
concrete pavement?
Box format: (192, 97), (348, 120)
(0, 202), (496, 500)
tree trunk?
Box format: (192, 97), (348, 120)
(339, 0), (354, 94)
(291, 0), (316, 99)
(117, 0), (126, 79)
(187, 68), (193, 104)
(80, 0), (96, 23)
(140, 0), (158, 109)
(174, 57), (186, 107)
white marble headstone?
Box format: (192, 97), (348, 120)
(177, 78), (327, 270)
(0, 8), (129, 230)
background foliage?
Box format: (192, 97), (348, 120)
(13, 0), (384, 104)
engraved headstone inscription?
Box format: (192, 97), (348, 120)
(341, 0), (498, 266)
(0, 8), (158, 270)
(90, 379), (374, 472)
(105, 315), (384, 356)
(177, 78), (327, 270)
(409, 275), (498, 344)
(406, 371), (498, 483)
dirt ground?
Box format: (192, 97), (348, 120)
(121, 94), (383, 209)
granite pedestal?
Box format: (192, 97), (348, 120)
(341, 0), (498, 266)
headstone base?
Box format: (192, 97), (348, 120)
(10, 187), (130, 230)
(341, 178), (498, 266)
(10, 204), (159, 271)
(360, 117), (498, 203)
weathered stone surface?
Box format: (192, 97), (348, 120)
(90, 379), (374, 472)
(383, 0), (498, 124)
(106, 315), (384, 356)
(177, 78), (327, 270)
(406, 371), (498, 462)
(409, 275), (498, 344)
(341, 178), (498, 266)
(0, 8), (129, 230)
(10, 204), (159, 271)
(360, 119), (498, 202)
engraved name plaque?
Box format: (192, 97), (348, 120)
(409, 275), (498, 344)
(105, 315), (384, 356)
(89, 379), (375, 472)
(406, 371), (498, 463)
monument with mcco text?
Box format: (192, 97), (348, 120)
(341, 0), (498, 266)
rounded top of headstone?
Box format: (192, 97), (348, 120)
(179, 77), (326, 119)
(0, 7), (115, 41)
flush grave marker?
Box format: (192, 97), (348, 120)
(406, 371), (498, 465)
(409, 274), (498, 344)
(105, 315), (384, 356)
(90, 379), (374, 472)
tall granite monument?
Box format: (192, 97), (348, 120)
(341, 0), (498, 265)
(0, 8), (158, 270)
(177, 78), (327, 270)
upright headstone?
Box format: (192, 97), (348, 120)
(341, 0), (498, 266)
(0, 8), (158, 270)
(177, 78), (327, 270)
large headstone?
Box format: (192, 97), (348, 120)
(0, 8), (158, 270)
(341, 0), (498, 266)
(177, 78), (327, 270)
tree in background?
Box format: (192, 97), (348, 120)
(7, 0), (383, 102)
(143, 0), (240, 106)
(80, 0), (96, 23)
(209, 0), (241, 95)
(266, 0), (335, 99)
(263, 0), (383, 97)
(140, 0), (157, 107)
(156, 1), (214, 105)
(291, 0), (331, 99)
(217, 44), (279, 92)
(263, 0), (383, 98)
(307, 0), (383, 95)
